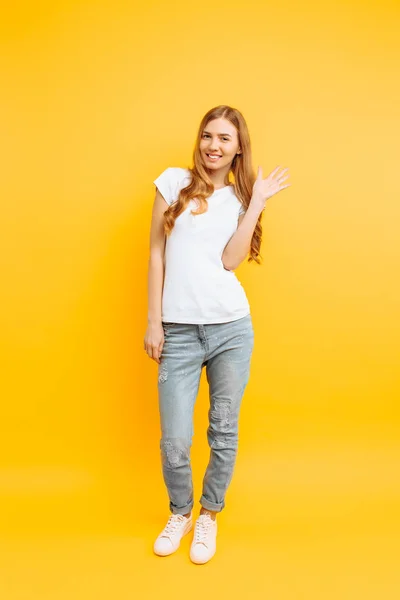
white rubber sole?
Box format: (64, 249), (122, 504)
(189, 544), (216, 564)
(153, 520), (193, 557)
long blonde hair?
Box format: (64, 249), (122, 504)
(164, 105), (263, 263)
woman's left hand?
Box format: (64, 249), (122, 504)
(250, 165), (290, 213)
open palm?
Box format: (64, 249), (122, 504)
(251, 165), (290, 211)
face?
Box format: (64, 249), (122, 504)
(199, 117), (241, 171)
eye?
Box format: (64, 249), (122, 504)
(202, 134), (230, 141)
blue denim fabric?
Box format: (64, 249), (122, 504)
(157, 314), (254, 515)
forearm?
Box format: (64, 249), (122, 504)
(222, 202), (263, 270)
(147, 253), (165, 324)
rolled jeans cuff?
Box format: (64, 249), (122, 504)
(200, 495), (225, 512)
(170, 500), (194, 515)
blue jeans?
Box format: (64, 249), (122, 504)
(157, 314), (254, 515)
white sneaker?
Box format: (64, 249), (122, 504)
(153, 513), (193, 556)
(189, 513), (217, 564)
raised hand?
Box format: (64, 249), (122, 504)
(251, 165), (290, 212)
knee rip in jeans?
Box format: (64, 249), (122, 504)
(211, 436), (228, 449)
(161, 438), (190, 468)
(211, 432), (238, 450)
(210, 401), (230, 431)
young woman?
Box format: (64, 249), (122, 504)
(144, 105), (290, 564)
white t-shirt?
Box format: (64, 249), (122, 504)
(153, 167), (251, 324)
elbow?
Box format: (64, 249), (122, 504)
(222, 253), (248, 271)
(222, 246), (250, 271)
(221, 252), (233, 271)
(222, 258), (237, 271)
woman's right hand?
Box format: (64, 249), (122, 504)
(144, 321), (164, 364)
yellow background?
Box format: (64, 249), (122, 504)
(1, 0), (399, 597)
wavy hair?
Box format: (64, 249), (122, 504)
(163, 105), (263, 264)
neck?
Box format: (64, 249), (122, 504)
(205, 164), (231, 189)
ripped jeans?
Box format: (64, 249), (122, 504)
(157, 314), (254, 515)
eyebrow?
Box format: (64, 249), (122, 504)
(203, 130), (232, 137)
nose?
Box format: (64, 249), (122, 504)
(208, 140), (220, 152)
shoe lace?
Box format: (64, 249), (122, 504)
(162, 514), (186, 536)
(194, 514), (213, 544)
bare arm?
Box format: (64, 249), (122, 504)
(144, 188), (169, 363)
(222, 165), (291, 270)
(221, 203), (263, 271)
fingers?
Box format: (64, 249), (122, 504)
(269, 165), (282, 178)
(269, 166), (289, 181)
(276, 167), (289, 180)
(277, 174), (290, 184)
(260, 165), (290, 184)
(153, 341), (164, 364)
(147, 346), (160, 363)
(278, 183), (291, 191)
(143, 341), (164, 364)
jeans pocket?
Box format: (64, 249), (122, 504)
(162, 322), (177, 334)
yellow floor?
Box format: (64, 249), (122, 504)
(1, 434), (399, 600)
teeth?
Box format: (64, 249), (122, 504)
(208, 154), (220, 158)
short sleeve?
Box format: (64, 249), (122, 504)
(239, 204), (246, 216)
(154, 167), (192, 206)
(153, 167), (175, 205)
